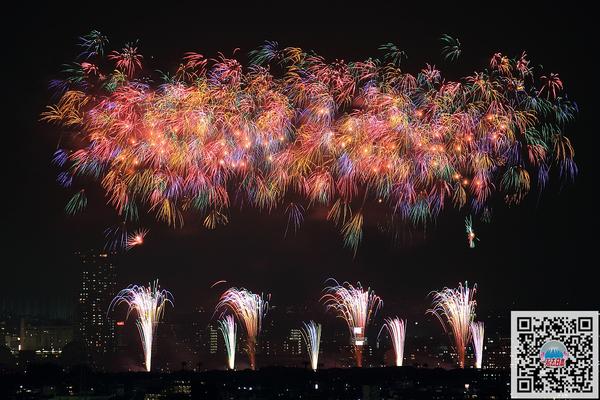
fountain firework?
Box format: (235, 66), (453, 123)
(321, 279), (383, 367)
(379, 317), (407, 367)
(300, 321), (322, 371)
(110, 280), (173, 371)
(218, 314), (237, 370)
(428, 281), (477, 368)
(216, 287), (268, 370)
(471, 321), (485, 369)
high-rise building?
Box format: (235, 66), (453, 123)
(77, 250), (117, 358)
(207, 323), (218, 355)
(283, 328), (303, 355)
(485, 335), (510, 369)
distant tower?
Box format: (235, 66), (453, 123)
(77, 250), (117, 361)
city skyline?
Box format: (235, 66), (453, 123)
(2, 248), (511, 373)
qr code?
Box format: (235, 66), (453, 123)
(511, 311), (599, 398)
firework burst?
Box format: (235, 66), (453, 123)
(321, 279), (383, 367)
(216, 287), (269, 370)
(103, 222), (128, 252)
(300, 320), (322, 371)
(44, 32), (577, 253)
(218, 314), (237, 370)
(465, 216), (477, 248)
(427, 282), (477, 368)
(378, 317), (407, 367)
(126, 228), (148, 250)
(471, 321), (485, 369)
(64, 189), (87, 215)
(440, 34), (461, 61)
(110, 280), (173, 372)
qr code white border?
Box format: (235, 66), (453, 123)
(511, 311), (599, 399)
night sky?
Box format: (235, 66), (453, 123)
(4, 2), (597, 323)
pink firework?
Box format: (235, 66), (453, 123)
(378, 317), (407, 367)
(44, 34), (578, 253)
(427, 281), (477, 368)
(215, 287), (269, 370)
(321, 279), (383, 367)
(126, 228), (148, 250)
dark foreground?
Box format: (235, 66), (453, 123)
(1, 366), (508, 399)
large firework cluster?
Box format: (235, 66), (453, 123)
(110, 279), (484, 371)
(43, 32), (577, 252)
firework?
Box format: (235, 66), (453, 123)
(78, 30), (108, 59)
(440, 34), (461, 61)
(465, 216), (477, 248)
(64, 189), (87, 215)
(216, 287), (268, 370)
(126, 228), (148, 250)
(378, 317), (407, 367)
(108, 42), (143, 78)
(321, 279), (383, 367)
(427, 282), (477, 368)
(285, 202), (304, 236)
(218, 314), (237, 370)
(104, 222), (128, 252)
(300, 320), (322, 371)
(104, 222), (147, 252)
(379, 43), (406, 65)
(44, 32), (577, 253)
(471, 321), (485, 369)
(110, 280), (173, 372)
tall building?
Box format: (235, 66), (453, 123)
(283, 328), (303, 355)
(486, 335), (510, 369)
(77, 250), (117, 358)
(207, 323), (218, 355)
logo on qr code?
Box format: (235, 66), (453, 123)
(511, 311), (599, 398)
